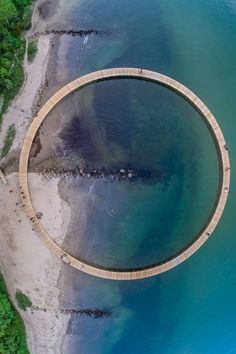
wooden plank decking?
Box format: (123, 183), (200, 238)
(19, 68), (230, 280)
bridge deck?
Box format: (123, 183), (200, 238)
(19, 68), (230, 280)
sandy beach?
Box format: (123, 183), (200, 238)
(0, 1), (73, 352)
(0, 173), (71, 354)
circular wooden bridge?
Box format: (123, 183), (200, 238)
(19, 68), (230, 280)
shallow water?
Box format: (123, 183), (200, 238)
(37, 0), (236, 353)
(57, 77), (219, 269)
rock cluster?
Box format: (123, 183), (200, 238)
(32, 305), (112, 318)
(61, 308), (112, 318)
(40, 167), (135, 182)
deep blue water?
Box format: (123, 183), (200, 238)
(39, 0), (236, 353)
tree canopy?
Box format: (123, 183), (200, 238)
(0, 0), (33, 127)
(0, 0), (17, 25)
(0, 274), (29, 353)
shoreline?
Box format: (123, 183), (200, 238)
(0, 173), (71, 354)
(0, 0), (73, 352)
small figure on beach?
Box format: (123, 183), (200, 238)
(140, 68), (143, 74)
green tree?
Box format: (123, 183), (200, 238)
(0, 57), (11, 69)
(4, 78), (13, 90)
(0, 293), (13, 337)
(0, 0), (33, 131)
(0, 0), (17, 25)
(0, 67), (9, 79)
(0, 274), (29, 353)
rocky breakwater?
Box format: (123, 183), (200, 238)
(39, 165), (170, 185)
(31, 306), (112, 319)
(28, 29), (110, 40)
(40, 167), (135, 182)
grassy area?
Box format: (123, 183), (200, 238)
(1, 123), (16, 158)
(27, 40), (37, 62)
(0, 273), (30, 354)
(15, 290), (32, 311)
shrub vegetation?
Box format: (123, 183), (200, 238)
(27, 41), (37, 62)
(15, 290), (32, 311)
(0, 273), (29, 354)
(1, 123), (16, 157)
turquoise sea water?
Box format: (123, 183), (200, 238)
(39, 0), (236, 353)
(56, 77), (219, 269)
